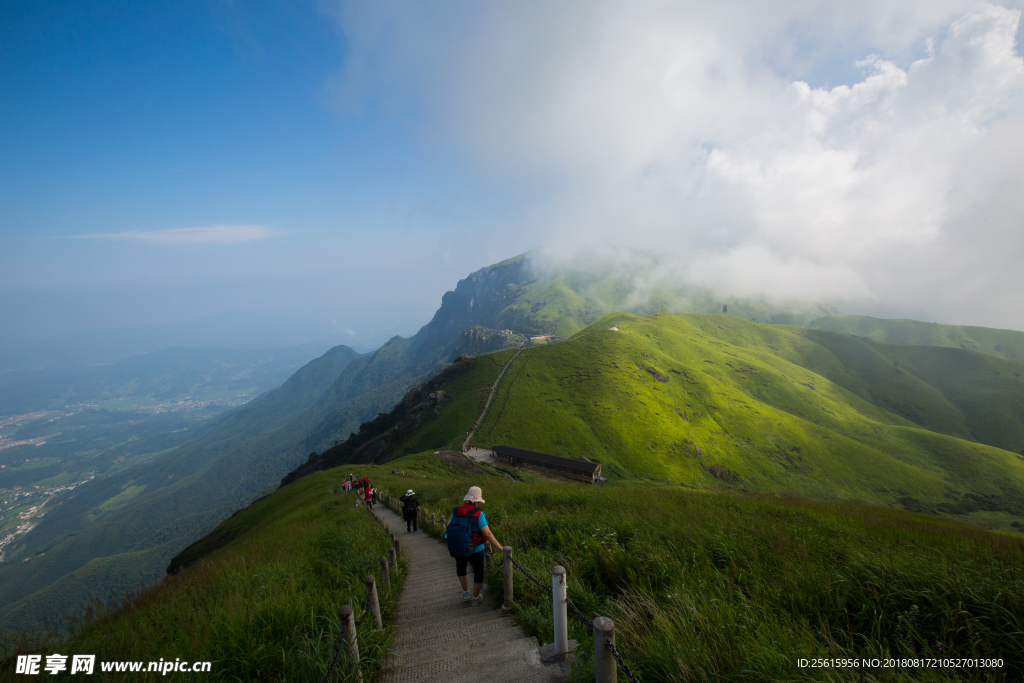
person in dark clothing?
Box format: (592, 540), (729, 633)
(400, 489), (419, 532)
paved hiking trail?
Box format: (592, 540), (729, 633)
(371, 504), (564, 683)
(461, 346), (525, 453)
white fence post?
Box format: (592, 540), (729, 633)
(552, 565), (569, 662)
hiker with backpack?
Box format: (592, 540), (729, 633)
(445, 486), (503, 607)
(363, 483), (373, 508)
(400, 489), (419, 532)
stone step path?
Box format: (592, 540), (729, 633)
(372, 505), (564, 683)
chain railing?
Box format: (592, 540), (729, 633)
(317, 491), (404, 683)
(566, 595), (595, 630)
(607, 641), (641, 683)
(506, 553), (638, 682)
(509, 555), (553, 594)
(378, 486), (640, 683)
(318, 635), (344, 683)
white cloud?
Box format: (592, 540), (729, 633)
(73, 225), (279, 245)
(330, 1), (1024, 328)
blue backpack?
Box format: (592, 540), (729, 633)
(445, 505), (480, 558)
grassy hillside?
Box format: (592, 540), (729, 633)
(372, 459), (1022, 682)
(1, 469), (400, 682)
(658, 316), (1024, 455)
(795, 331), (1024, 453)
(320, 313), (1024, 532)
(11, 453), (1019, 681)
(470, 313), (1024, 527)
(300, 252), (843, 455)
(809, 315), (1024, 363)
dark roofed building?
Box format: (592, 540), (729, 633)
(492, 445), (601, 483)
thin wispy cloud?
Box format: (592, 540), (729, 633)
(73, 225), (278, 245)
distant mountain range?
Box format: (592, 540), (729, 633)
(3, 251), (1024, 631)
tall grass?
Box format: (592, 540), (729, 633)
(6, 453), (1020, 681)
(377, 464), (1023, 682)
(0, 472), (403, 682)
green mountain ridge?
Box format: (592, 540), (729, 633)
(294, 253), (846, 455)
(296, 312), (1024, 531)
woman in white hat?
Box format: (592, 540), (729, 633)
(446, 486), (503, 606)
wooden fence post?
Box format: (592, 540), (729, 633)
(389, 546), (397, 570)
(593, 616), (616, 683)
(394, 538), (401, 556)
(380, 557), (391, 594)
(501, 546), (513, 613)
(365, 575), (382, 630)
(340, 605), (362, 683)
(552, 566), (569, 662)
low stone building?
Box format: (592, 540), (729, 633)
(492, 445), (602, 483)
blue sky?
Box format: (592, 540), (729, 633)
(3, 1), (1024, 352)
(0, 0), (530, 345)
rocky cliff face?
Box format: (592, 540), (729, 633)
(407, 255), (536, 358)
(453, 326), (528, 357)
(290, 256), (543, 454)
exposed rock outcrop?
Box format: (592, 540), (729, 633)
(452, 326), (528, 358)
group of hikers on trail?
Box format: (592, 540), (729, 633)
(394, 484), (502, 606)
(343, 474), (378, 508)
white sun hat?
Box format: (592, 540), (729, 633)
(406, 489), (415, 496)
(463, 486), (485, 503)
